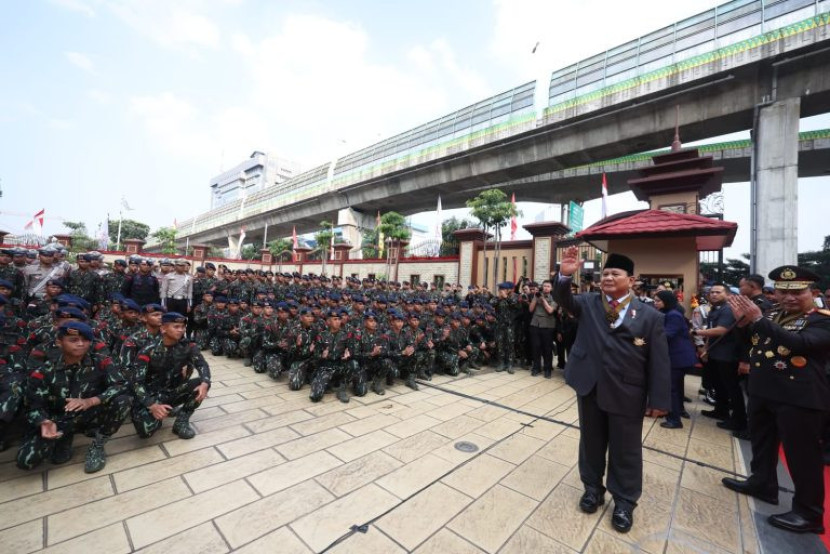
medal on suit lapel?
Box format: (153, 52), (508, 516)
(633, 337), (646, 347)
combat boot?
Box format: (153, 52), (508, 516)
(405, 374), (419, 391)
(50, 433), (74, 465)
(84, 433), (109, 474)
(371, 378), (385, 396)
(507, 364), (515, 375)
(243, 357), (253, 367)
(172, 412), (197, 439)
(335, 384), (350, 404)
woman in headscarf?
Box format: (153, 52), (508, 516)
(655, 290), (696, 429)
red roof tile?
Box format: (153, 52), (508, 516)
(576, 209), (737, 248)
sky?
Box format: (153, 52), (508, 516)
(1, 0), (827, 260)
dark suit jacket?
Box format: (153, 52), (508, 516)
(554, 276), (671, 417)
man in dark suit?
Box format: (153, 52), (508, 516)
(553, 247), (670, 533)
(722, 265), (830, 534)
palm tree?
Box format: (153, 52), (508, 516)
(467, 189), (519, 290)
(315, 221), (334, 276)
(378, 211), (411, 281)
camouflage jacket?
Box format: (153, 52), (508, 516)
(131, 337), (211, 407)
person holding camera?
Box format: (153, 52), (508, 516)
(529, 280), (557, 378)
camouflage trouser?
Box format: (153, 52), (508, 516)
(16, 394), (132, 470)
(240, 335), (262, 361)
(252, 349), (267, 373)
(397, 355), (419, 380)
(1, 382), (23, 423)
(436, 350), (460, 376)
(415, 349), (436, 378)
(496, 324), (515, 367)
(265, 351), (289, 379)
(288, 357), (314, 391)
(131, 379), (205, 439)
(211, 335), (241, 358)
(310, 362), (365, 402)
(363, 358), (391, 388)
(194, 328), (211, 350)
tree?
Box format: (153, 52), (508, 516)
(440, 216), (475, 256)
(108, 219), (150, 244)
(361, 227), (380, 259)
(799, 235), (830, 289)
(240, 244), (262, 261)
(268, 238), (292, 259)
(378, 211), (411, 281)
(63, 221), (88, 237)
(151, 227), (178, 255)
(467, 189), (519, 290)
(315, 221), (334, 276)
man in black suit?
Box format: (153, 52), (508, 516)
(722, 265), (830, 534)
(554, 247), (670, 533)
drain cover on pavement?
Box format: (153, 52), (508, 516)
(454, 441), (479, 453)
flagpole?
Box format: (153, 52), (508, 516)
(116, 209), (123, 251)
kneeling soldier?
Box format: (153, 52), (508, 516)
(17, 321), (131, 473)
(130, 312), (211, 440)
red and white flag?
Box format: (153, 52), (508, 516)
(24, 209), (45, 235)
(601, 173), (609, 219)
(510, 193), (517, 240)
(292, 226), (298, 261)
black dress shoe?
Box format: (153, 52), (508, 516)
(700, 409), (729, 420)
(579, 490), (605, 514)
(721, 477), (778, 505)
(768, 511), (825, 534)
(611, 505), (633, 533)
(683, 396), (692, 402)
(660, 420), (683, 429)
(732, 429), (752, 441)
(680, 411), (691, 419)
(717, 420), (747, 431)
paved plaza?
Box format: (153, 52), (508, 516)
(0, 355), (802, 553)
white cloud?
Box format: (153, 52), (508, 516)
(65, 51), (95, 73)
(129, 92), (215, 160)
(87, 88), (111, 104)
(105, 0), (221, 51)
(50, 0), (95, 17)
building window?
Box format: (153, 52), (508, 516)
(410, 275), (420, 286)
(522, 256), (528, 279)
(511, 256), (517, 282)
(502, 257), (507, 281)
(434, 274), (445, 288)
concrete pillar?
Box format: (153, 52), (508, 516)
(753, 98), (799, 275)
(337, 208), (375, 259)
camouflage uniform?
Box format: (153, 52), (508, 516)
(434, 319), (461, 376)
(287, 321), (316, 391)
(388, 325), (418, 390)
(0, 315), (28, 449)
(409, 319), (436, 380)
(191, 301), (214, 350)
(129, 336), (211, 439)
(66, 268), (102, 307)
(491, 294), (519, 372)
(100, 271), (127, 304)
(16, 348), (131, 470)
(353, 328), (389, 395)
(310, 328), (353, 403)
(261, 317), (293, 378)
(208, 309), (242, 357)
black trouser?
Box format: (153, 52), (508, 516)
(577, 388), (644, 508)
(166, 298), (189, 316)
(530, 326), (555, 374)
(747, 395), (826, 520)
(710, 358), (746, 426)
(667, 366), (692, 424)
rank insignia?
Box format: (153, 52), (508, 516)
(633, 337), (646, 347)
(777, 346), (791, 356)
(764, 351), (775, 359)
(774, 361), (787, 371)
(791, 356), (807, 368)
(751, 334), (759, 346)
